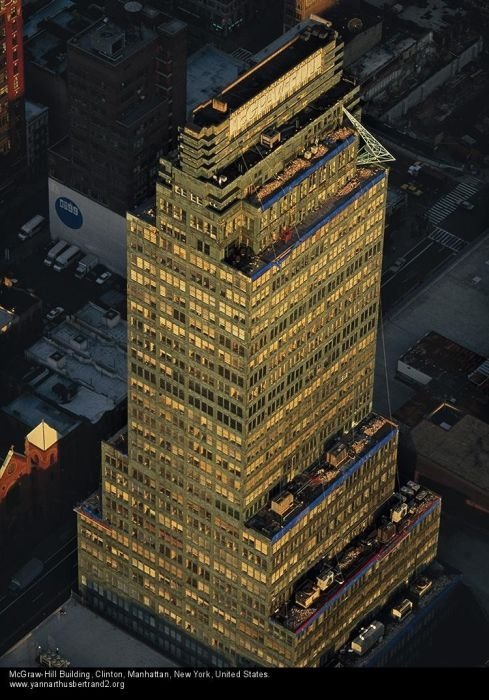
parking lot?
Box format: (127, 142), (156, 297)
(3, 236), (123, 314)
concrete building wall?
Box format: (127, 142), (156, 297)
(48, 179), (127, 276)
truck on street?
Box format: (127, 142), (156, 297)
(53, 244), (80, 272)
(44, 240), (69, 267)
(8, 558), (44, 594)
(75, 253), (99, 279)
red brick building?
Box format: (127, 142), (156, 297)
(0, 422), (61, 580)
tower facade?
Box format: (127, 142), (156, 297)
(77, 20), (440, 667)
(0, 0), (25, 194)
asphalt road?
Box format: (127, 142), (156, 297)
(380, 171), (488, 315)
(0, 537), (77, 657)
(381, 238), (454, 314)
(0, 175), (48, 253)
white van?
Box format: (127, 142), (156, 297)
(18, 215), (46, 241)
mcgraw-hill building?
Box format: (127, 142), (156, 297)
(76, 19), (441, 666)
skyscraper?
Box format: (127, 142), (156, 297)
(77, 19), (441, 667)
(47, 3), (186, 275)
(0, 0), (25, 195)
(49, 6), (186, 216)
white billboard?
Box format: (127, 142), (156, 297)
(48, 178), (127, 277)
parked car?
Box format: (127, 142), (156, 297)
(96, 271), (112, 285)
(46, 306), (64, 321)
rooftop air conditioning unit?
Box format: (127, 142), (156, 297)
(295, 581), (321, 609)
(48, 351), (66, 370)
(350, 622), (384, 656)
(104, 309), (121, 328)
(70, 334), (88, 351)
(261, 129), (281, 149)
(377, 521), (396, 543)
(271, 491), (294, 517)
(390, 502), (408, 523)
(325, 441), (348, 467)
(316, 566), (334, 591)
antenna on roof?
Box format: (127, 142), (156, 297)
(342, 107), (395, 165)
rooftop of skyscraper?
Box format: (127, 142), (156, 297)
(198, 76), (357, 190)
(71, 15), (157, 63)
(247, 413), (397, 541)
(186, 44), (248, 113)
(191, 22), (335, 128)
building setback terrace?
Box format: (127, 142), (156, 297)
(225, 167), (385, 280)
(75, 490), (111, 532)
(107, 426), (128, 456)
(253, 128), (355, 208)
(272, 486), (440, 634)
(247, 414), (396, 542)
(204, 78), (357, 188)
(338, 569), (458, 667)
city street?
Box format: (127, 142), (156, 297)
(0, 536), (77, 657)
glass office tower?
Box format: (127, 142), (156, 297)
(77, 20), (440, 667)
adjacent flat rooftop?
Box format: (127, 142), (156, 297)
(398, 331), (487, 385)
(3, 394), (80, 437)
(349, 34), (417, 83)
(396, 331), (489, 425)
(411, 406), (489, 494)
(71, 17), (157, 64)
(24, 0), (75, 40)
(374, 231), (489, 418)
(187, 45), (248, 113)
(399, 0), (464, 32)
(29, 372), (115, 425)
(26, 303), (127, 407)
(0, 597), (176, 668)
(315, 0), (383, 43)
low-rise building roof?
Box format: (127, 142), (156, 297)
(411, 406), (489, 494)
(0, 597), (177, 668)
